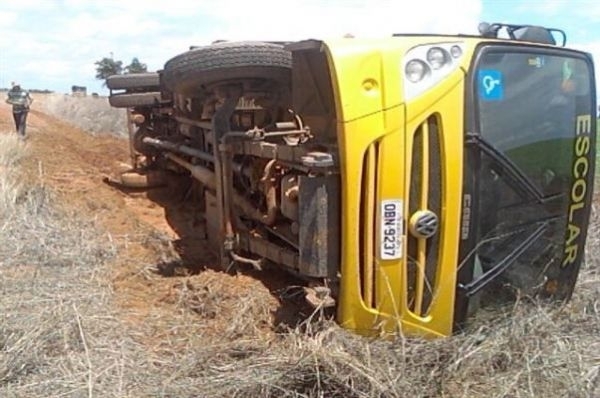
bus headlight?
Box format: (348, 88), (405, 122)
(405, 60), (429, 83)
(403, 42), (465, 100)
(450, 45), (463, 58)
(426, 47), (448, 70)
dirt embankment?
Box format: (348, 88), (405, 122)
(0, 96), (599, 397)
(1, 93), (298, 332)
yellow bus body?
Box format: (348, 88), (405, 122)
(324, 37), (479, 337)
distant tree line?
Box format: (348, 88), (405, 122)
(94, 56), (148, 83)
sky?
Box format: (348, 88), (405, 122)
(0, 0), (599, 97)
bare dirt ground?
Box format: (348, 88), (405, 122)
(0, 94), (599, 397)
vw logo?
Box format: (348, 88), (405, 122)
(409, 210), (439, 239)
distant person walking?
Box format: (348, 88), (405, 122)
(5, 82), (33, 138)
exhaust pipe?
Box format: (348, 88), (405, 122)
(142, 137), (215, 164)
(165, 153), (216, 187)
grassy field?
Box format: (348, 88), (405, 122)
(0, 126), (599, 397)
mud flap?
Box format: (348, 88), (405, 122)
(297, 174), (340, 278)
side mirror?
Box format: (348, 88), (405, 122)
(478, 22), (567, 47)
(514, 26), (567, 46)
(548, 29), (567, 46)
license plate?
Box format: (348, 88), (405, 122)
(380, 199), (403, 260)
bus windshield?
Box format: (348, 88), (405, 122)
(468, 49), (594, 298)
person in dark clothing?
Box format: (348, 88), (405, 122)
(5, 83), (33, 138)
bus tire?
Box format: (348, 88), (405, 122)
(162, 41), (291, 96)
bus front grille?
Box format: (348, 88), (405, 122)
(407, 115), (443, 316)
(359, 142), (379, 307)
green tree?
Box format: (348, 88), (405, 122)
(94, 57), (123, 82)
(125, 57), (148, 74)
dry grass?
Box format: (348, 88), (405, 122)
(0, 129), (599, 397)
(0, 133), (26, 168)
(35, 93), (127, 136)
(0, 132), (119, 396)
(124, 266), (599, 398)
(0, 134), (27, 214)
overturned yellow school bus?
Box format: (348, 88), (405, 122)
(108, 22), (597, 337)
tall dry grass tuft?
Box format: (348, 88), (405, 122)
(0, 133), (118, 397)
(0, 133), (26, 168)
(0, 133), (27, 215)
